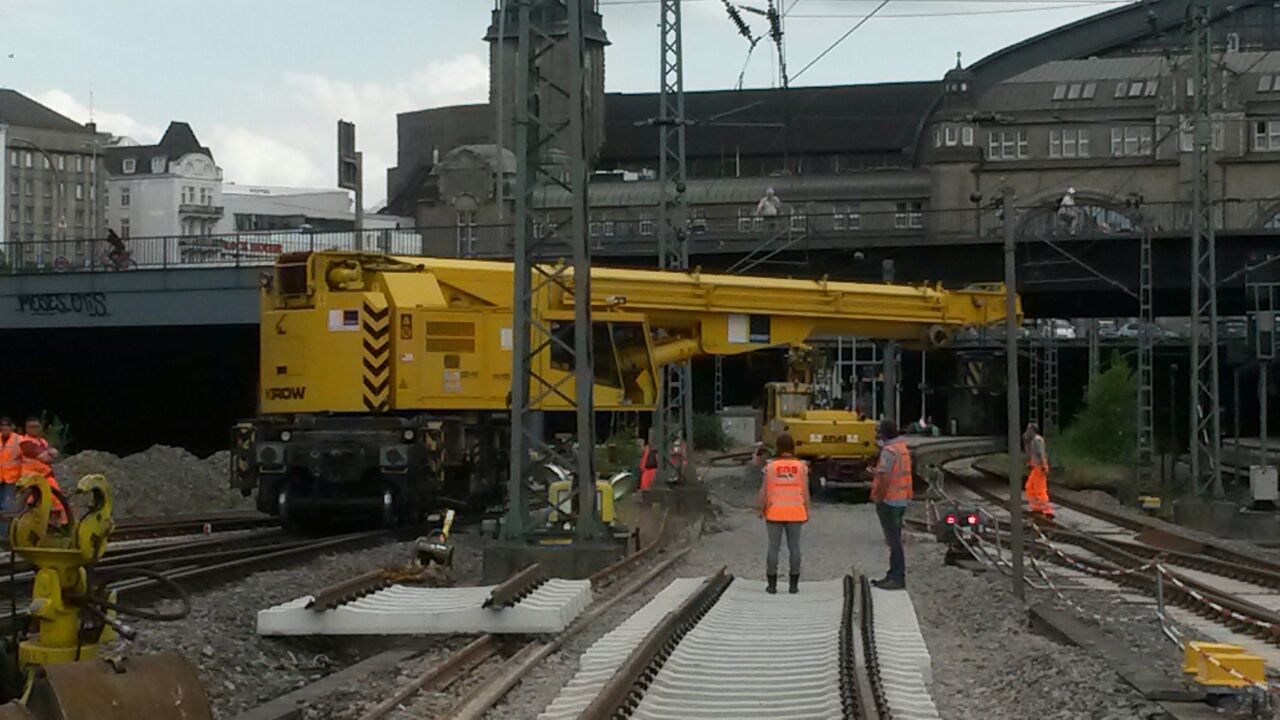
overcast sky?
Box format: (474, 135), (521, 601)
(1, 0), (1128, 207)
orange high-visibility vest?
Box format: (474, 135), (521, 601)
(0, 434), (22, 484)
(20, 437), (53, 481)
(876, 439), (914, 502)
(763, 457), (809, 522)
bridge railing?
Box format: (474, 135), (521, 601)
(4, 199), (1280, 275)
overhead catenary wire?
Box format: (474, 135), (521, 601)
(791, 0), (892, 82)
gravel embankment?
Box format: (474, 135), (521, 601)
(55, 445), (254, 517)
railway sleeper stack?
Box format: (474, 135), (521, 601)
(255, 578), (592, 635)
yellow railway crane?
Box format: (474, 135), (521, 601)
(230, 251), (1016, 525)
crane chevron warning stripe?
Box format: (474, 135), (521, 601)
(362, 296), (391, 412)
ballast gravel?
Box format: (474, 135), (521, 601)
(118, 535), (484, 719)
(56, 445), (253, 517)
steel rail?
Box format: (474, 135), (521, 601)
(576, 567), (731, 719)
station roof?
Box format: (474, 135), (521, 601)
(0, 89), (86, 132)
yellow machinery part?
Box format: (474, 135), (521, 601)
(548, 479), (615, 525)
(5, 475), (213, 720)
(1194, 651), (1266, 688)
(24, 651), (212, 720)
(10, 475), (115, 671)
(1182, 642), (1242, 674)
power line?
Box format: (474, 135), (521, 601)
(792, 0), (891, 82)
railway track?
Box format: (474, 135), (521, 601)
(939, 461), (1280, 648)
(535, 571), (937, 719)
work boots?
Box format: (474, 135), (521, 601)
(789, 574), (800, 594)
(766, 574), (778, 594)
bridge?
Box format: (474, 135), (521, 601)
(2, 202), (1278, 329)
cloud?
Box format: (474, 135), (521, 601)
(31, 89), (163, 143)
(204, 126), (321, 189)
(33, 53), (488, 209)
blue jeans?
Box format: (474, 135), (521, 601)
(0, 483), (13, 540)
(876, 502), (906, 582)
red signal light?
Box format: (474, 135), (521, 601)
(944, 514), (957, 525)
(966, 514), (979, 526)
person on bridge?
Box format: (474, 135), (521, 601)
(871, 420), (912, 590)
(19, 418), (66, 526)
(756, 432), (809, 594)
(0, 418), (22, 531)
(1024, 422), (1055, 519)
(104, 228), (128, 267)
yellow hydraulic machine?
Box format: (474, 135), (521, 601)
(0, 474), (211, 720)
(231, 251), (1019, 522)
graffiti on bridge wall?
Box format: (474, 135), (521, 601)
(16, 292), (110, 317)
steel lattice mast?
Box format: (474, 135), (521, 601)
(505, 0), (608, 541)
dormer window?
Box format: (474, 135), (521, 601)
(122, 158), (136, 174)
(151, 157), (165, 173)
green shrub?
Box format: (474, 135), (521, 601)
(37, 412), (72, 454)
(1054, 356), (1135, 466)
(692, 413), (729, 452)
(596, 428), (642, 474)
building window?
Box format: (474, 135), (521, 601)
(1067, 83), (1082, 100)
(1110, 126), (1154, 157)
(638, 212), (654, 236)
(1253, 119), (1280, 151)
(894, 202), (924, 230)
(120, 218), (129, 238)
(1082, 82), (1097, 99)
(75, 209), (84, 226)
(987, 130), (1028, 160)
(121, 187), (131, 207)
(57, 182), (64, 198)
(43, 181), (51, 198)
(601, 212), (615, 237)
(1144, 80), (1159, 97)
(961, 126), (974, 146)
(1114, 81), (1129, 98)
(737, 208), (752, 233)
(7, 181), (14, 196)
(23, 207), (32, 223)
(56, 155), (64, 171)
(588, 213), (602, 237)
(944, 126), (958, 146)
(1128, 82), (1145, 98)
(7, 151), (16, 167)
(75, 183), (83, 201)
(689, 208), (708, 234)
(23, 152), (32, 168)
(455, 210), (476, 256)
(151, 157), (165, 174)
(833, 203), (861, 231)
(41, 206), (51, 223)
(41, 156), (50, 170)
(76, 156), (84, 173)
(89, 185), (95, 202)
(789, 207), (807, 232)
(122, 158), (136, 174)
(24, 179), (31, 197)
(1049, 129), (1090, 158)
(1052, 84), (1067, 101)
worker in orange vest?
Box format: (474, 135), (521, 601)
(756, 433), (809, 594)
(18, 418), (66, 526)
(871, 420), (912, 590)
(1024, 423), (1055, 519)
(0, 418), (22, 532)
(638, 435), (658, 491)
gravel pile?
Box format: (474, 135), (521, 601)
(118, 534), (484, 719)
(54, 445), (253, 518)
